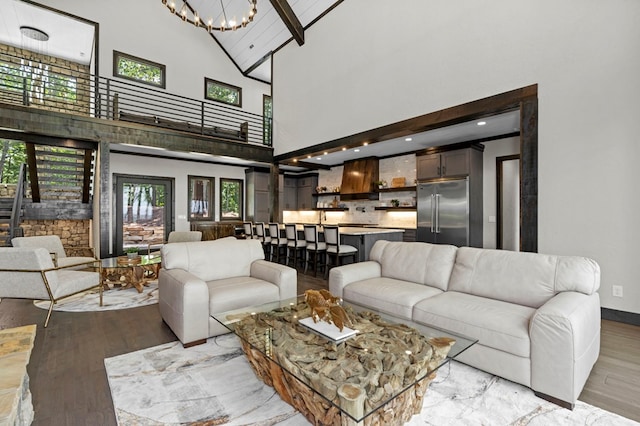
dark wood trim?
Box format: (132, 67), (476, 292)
(0, 130), (97, 150)
(183, 338), (206, 348)
(204, 77), (242, 108)
(274, 85), (536, 164)
(520, 96), (538, 253)
(99, 140), (110, 258)
(601, 308), (640, 327)
(416, 141), (486, 157)
(82, 149), (93, 204)
(219, 178), (244, 222)
(496, 154), (520, 250)
(306, 1), (345, 29)
(270, 0), (305, 46)
(270, 164), (280, 222)
(274, 85), (538, 253)
(24, 143), (40, 202)
(244, 51), (273, 76)
(533, 391), (573, 410)
(113, 50), (166, 89)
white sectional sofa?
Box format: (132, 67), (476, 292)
(329, 240), (601, 408)
(159, 237), (297, 347)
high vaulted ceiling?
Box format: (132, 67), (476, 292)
(163, 0), (343, 83)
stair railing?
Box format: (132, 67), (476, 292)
(10, 163), (26, 239)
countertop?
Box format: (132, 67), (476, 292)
(337, 227), (405, 235)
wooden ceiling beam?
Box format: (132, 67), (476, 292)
(270, 0), (304, 46)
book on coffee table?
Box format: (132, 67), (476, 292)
(299, 317), (357, 343)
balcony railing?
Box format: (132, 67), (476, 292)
(0, 51), (272, 146)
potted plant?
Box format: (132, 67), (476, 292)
(125, 247), (139, 259)
(391, 199), (400, 208)
(374, 180), (387, 189)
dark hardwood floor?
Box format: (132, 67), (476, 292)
(0, 271), (638, 425)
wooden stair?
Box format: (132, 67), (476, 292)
(0, 164), (26, 246)
(26, 144), (94, 203)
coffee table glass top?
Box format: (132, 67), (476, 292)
(100, 252), (162, 268)
(213, 295), (477, 422)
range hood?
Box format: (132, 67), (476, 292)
(340, 158), (379, 200)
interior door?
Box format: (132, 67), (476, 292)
(114, 174), (174, 256)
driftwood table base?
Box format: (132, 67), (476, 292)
(101, 260), (161, 293)
(235, 304), (455, 425)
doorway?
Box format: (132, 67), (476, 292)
(114, 174), (174, 256)
(497, 155), (520, 250)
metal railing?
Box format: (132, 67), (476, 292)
(0, 51), (272, 146)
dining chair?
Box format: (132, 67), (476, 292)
(323, 225), (358, 278)
(254, 222), (271, 257)
(285, 223), (306, 269)
(268, 223), (287, 263)
(303, 224), (326, 277)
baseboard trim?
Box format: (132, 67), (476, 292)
(601, 308), (640, 326)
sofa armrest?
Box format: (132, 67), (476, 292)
(328, 261), (382, 298)
(158, 268), (210, 346)
(250, 260), (297, 300)
(530, 291), (601, 406)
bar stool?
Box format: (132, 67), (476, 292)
(323, 225), (358, 278)
(285, 223), (306, 269)
(254, 222), (271, 258)
(303, 224), (326, 277)
(243, 222), (258, 239)
(268, 223), (287, 263)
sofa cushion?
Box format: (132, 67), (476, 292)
(343, 277), (443, 319)
(162, 237), (264, 282)
(207, 276), (280, 314)
(448, 247), (600, 309)
(413, 291), (535, 358)
(368, 241), (457, 291)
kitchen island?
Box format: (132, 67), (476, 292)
(337, 227), (404, 262)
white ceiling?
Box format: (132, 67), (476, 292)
(0, 0), (94, 65)
(170, 0), (341, 82)
(296, 110), (521, 168)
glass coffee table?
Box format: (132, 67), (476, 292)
(213, 296), (476, 425)
(101, 252), (162, 293)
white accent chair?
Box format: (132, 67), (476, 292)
(0, 247), (101, 327)
(12, 235), (97, 268)
(158, 237), (297, 347)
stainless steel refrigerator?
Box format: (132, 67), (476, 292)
(417, 178), (481, 247)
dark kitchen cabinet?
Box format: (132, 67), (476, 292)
(417, 147), (479, 180)
(245, 169), (270, 222)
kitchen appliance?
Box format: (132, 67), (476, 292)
(417, 177), (481, 247)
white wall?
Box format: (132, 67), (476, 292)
(108, 153), (245, 255)
(273, 0), (640, 314)
(482, 137), (520, 249)
(38, 0), (269, 114)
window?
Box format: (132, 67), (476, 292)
(220, 178), (243, 220)
(45, 72), (77, 101)
(188, 176), (214, 221)
(263, 94), (272, 146)
(0, 62), (24, 92)
(205, 78), (242, 107)
(113, 51), (166, 88)
(0, 61), (77, 102)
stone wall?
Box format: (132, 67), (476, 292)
(0, 43), (91, 116)
(20, 219), (91, 248)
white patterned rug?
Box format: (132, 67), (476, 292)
(104, 334), (638, 425)
(34, 281), (158, 312)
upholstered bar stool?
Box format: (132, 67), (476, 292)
(303, 224), (326, 277)
(323, 225), (358, 278)
(268, 223), (287, 263)
(243, 222), (258, 239)
(285, 223), (306, 269)
(254, 222), (271, 257)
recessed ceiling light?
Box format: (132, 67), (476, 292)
(317, 157), (322, 160)
(293, 159), (298, 163)
(341, 147), (347, 151)
(307, 155), (311, 159)
(477, 121), (487, 126)
(323, 152), (328, 155)
(363, 142), (368, 146)
(405, 137), (412, 142)
(354, 149), (360, 153)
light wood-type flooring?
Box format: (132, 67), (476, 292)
(0, 271), (638, 425)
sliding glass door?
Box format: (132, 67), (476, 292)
(114, 174), (174, 256)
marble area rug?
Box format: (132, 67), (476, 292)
(104, 334), (638, 426)
(34, 281), (158, 312)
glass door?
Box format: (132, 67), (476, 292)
(115, 174), (174, 256)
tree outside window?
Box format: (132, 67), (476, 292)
(205, 78), (242, 107)
(263, 94), (272, 146)
(113, 51), (166, 88)
(220, 178), (243, 220)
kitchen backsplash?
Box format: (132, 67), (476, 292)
(283, 154), (417, 229)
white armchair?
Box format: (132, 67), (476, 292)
(12, 235), (96, 268)
(0, 247), (101, 327)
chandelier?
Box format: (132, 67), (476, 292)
(162, 0), (257, 32)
